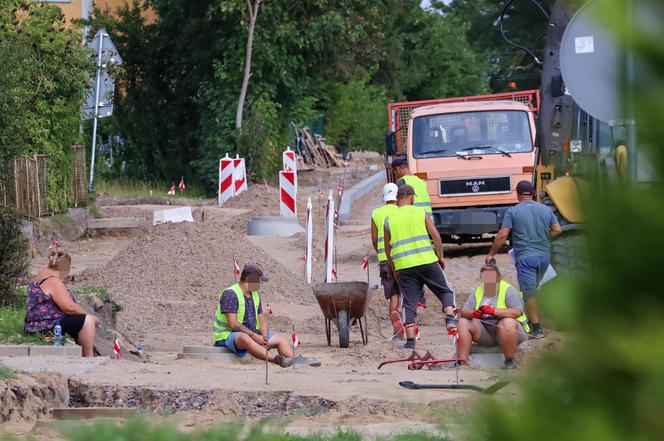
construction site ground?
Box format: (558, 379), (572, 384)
(3, 165), (562, 438)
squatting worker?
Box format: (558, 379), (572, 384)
(213, 263), (294, 367)
(371, 182), (403, 336)
(24, 250), (100, 357)
(384, 184), (456, 350)
(391, 156), (432, 216)
(485, 180), (561, 339)
(457, 263), (530, 370)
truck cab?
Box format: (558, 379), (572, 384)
(387, 91), (538, 242)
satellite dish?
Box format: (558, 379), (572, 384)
(559, 1), (622, 122)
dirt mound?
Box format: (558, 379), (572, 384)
(73, 208), (312, 348)
(0, 373), (69, 423)
(224, 184), (279, 217)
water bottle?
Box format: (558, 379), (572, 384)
(54, 323), (62, 347)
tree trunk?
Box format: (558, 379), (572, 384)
(235, 0), (262, 131)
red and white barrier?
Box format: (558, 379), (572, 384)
(324, 190), (335, 283)
(279, 170), (297, 217)
(283, 147), (297, 172)
(218, 154), (234, 205)
(233, 155), (248, 196)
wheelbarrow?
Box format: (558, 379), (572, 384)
(313, 282), (371, 348)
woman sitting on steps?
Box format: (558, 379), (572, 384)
(24, 248), (99, 357)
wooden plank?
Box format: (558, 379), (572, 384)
(52, 408), (139, 420)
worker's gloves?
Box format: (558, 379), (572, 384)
(472, 309), (483, 319)
(479, 305), (496, 316)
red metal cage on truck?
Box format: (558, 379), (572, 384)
(387, 90), (540, 155)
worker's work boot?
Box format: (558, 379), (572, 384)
(404, 338), (416, 350)
(503, 358), (519, 370)
(274, 355), (293, 368)
(444, 314), (458, 332)
(529, 324), (545, 339)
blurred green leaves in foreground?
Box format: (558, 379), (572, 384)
(479, 1), (664, 440)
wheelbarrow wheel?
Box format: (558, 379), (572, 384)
(337, 309), (350, 348)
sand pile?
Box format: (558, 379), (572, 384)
(74, 208), (312, 343)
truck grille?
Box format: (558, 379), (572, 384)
(439, 176), (512, 196)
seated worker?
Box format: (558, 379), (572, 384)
(213, 263), (293, 367)
(24, 250), (100, 357)
(457, 263), (530, 370)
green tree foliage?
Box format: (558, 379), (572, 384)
(0, 207), (28, 306)
(87, 0), (488, 188)
(0, 0), (92, 211)
(439, 0), (553, 91)
(475, 1), (664, 439)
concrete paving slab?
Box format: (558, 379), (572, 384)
(182, 345), (232, 354)
(247, 216), (305, 237)
(0, 345), (30, 357)
(176, 352), (253, 363)
(469, 353), (505, 369)
(30, 345), (82, 357)
(52, 407), (138, 420)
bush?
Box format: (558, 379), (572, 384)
(0, 207), (28, 306)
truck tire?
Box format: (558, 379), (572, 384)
(544, 196), (589, 276)
(337, 310), (350, 348)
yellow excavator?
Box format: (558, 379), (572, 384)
(507, 0), (650, 275)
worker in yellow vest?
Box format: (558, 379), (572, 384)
(384, 185), (456, 350)
(457, 263), (530, 370)
(391, 156), (432, 215)
(371, 183), (402, 337)
(213, 263), (293, 367)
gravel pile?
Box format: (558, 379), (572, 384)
(74, 208), (311, 343)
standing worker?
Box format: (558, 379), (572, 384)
(391, 156), (432, 215)
(485, 180), (561, 339)
(371, 183), (403, 337)
(384, 185), (457, 350)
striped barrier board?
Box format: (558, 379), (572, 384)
(279, 170), (297, 217)
(218, 154), (234, 205)
(233, 156), (248, 196)
(283, 147), (297, 172)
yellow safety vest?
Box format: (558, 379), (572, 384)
(387, 205), (438, 271)
(213, 283), (261, 342)
(474, 280), (530, 332)
(402, 175), (432, 214)
(371, 203), (398, 262)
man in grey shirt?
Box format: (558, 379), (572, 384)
(486, 180), (561, 339)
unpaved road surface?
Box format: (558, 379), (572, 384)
(6, 167), (561, 438)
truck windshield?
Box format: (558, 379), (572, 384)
(412, 110), (533, 158)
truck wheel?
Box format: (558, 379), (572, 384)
(337, 310), (350, 348)
(551, 231), (589, 277)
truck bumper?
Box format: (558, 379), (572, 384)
(432, 205), (513, 236)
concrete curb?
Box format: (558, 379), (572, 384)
(247, 216), (305, 237)
(339, 171), (386, 221)
(0, 344), (81, 357)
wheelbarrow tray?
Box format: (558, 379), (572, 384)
(313, 282), (371, 348)
(313, 281), (371, 320)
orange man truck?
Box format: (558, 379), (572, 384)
(386, 90), (539, 243)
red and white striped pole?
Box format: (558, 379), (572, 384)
(279, 170), (297, 217)
(283, 147), (297, 172)
(324, 190), (335, 283)
(233, 155), (248, 196)
(218, 154), (234, 206)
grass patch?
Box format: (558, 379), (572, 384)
(56, 418), (448, 441)
(0, 362), (17, 380)
(78, 286), (122, 314)
(96, 178), (209, 200)
(0, 299), (47, 345)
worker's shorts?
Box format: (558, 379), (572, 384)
(379, 262), (399, 299)
(475, 320), (528, 346)
(397, 262), (455, 324)
(214, 331), (275, 357)
(515, 255), (550, 299)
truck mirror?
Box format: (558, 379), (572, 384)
(385, 132), (397, 156)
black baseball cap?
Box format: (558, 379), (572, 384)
(396, 184), (415, 198)
(241, 263), (269, 282)
(516, 180), (535, 195)
(391, 156), (408, 168)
